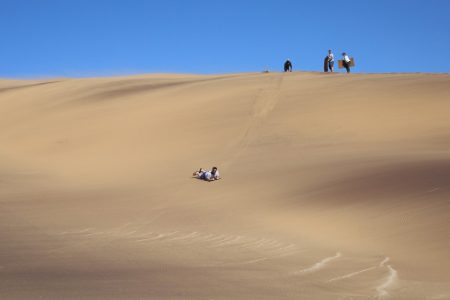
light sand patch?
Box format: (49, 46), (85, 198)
(293, 252), (341, 275)
(376, 265), (398, 298)
(327, 257), (390, 282)
(328, 266), (377, 282)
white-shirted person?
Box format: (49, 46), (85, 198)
(342, 52), (351, 73)
(193, 167), (220, 181)
(327, 50), (335, 72)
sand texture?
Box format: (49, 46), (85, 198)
(1, 72), (449, 299)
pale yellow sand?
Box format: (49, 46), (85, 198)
(0, 72), (449, 299)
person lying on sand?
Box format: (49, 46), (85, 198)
(193, 167), (220, 181)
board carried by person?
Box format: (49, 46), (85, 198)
(338, 53), (355, 73)
(324, 56), (329, 72)
(338, 58), (355, 68)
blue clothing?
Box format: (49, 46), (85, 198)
(328, 61), (334, 69)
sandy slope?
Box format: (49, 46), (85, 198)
(0, 72), (449, 299)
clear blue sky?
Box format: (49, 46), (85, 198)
(1, 0), (449, 78)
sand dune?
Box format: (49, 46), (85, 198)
(1, 72), (449, 299)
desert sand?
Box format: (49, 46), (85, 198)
(0, 71), (449, 299)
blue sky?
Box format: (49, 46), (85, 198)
(1, 0), (449, 78)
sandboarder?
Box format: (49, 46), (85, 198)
(284, 59), (292, 72)
(342, 52), (351, 73)
(327, 50), (335, 72)
(193, 167), (220, 181)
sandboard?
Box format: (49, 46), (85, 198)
(192, 175), (221, 182)
(324, 56), (329, 72)
(338, 57), (355, 68)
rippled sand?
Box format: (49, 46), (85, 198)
(1, 72), (449, 299)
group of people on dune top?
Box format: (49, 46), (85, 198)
(283, 50), (352, 73)
(193, 167), (220, 182)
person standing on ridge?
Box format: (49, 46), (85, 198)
(327, 50), (335, 72)
(284, 59), (292, 72)
(342, 52), (351, 73)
